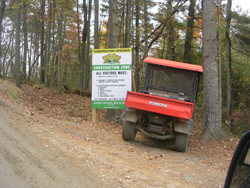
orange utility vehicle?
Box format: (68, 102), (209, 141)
(121, 57), (203, 152)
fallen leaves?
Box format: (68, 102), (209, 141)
(0, 78), (240, 188)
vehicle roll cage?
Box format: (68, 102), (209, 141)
(141, 57), (203, 103)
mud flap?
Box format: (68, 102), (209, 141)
(120, 108), (137, 123)
(174, 119), (193, 135)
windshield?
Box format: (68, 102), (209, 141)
(148, 64), (195, 94)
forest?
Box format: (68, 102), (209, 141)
(0, 0), (250, 138)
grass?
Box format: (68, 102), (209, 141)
(6, 89), (19, 99)
(34, 84), (41, 89)
(0, 79), (21, 98)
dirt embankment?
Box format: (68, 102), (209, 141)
(0, 79), (238, 187)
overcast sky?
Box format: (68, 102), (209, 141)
(232, 0), (250, 13)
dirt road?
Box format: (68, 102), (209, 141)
(0, 92), (236, 188)
(0, 99), (106, 187)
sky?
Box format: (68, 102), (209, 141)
(232, 0), (250, 13)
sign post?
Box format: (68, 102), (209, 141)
(91, 48), (132, 121)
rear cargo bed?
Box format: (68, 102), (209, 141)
(125, 91), (194, 119)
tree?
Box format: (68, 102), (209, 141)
(147, 0), (187, 61)
(113, 0), (118, 47)
(202, 0), (224, 139)
(15, 0), (21, 88)
(226, 0), (232, 130)
(134, 0), (140, 90)
(125, 0), (131, 48)
(83, 0), (92, 90)
(183, 0), (195, 63)
(94, 0), (99, 49)
(218, 0), (222, 134)
(80, 0), (88, 93)
(76, 0), (81, 62)
(40, 0), (45, 84)
(0, 0), (5, 78)
(57, 5), (64, 95)
(45, 0), (52, 88)
(49, 0), (56, 86)
(22, 0), (28, 80)
(2, 28), (14, 78)
(105, 0), (116, 120)
(166, 0), (174, 60)
(108, 0), (114, 48)
(143, 0), (148, 59)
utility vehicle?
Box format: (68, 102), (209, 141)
(120, 57), (203, 152)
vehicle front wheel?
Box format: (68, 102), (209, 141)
(174, 132), (189, 152)
(122, 121), (137, 141)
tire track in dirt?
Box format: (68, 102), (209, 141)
(0, 120), (59, 187)
(0, 101), (103, 188)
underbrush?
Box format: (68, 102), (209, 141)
(231, 109), (250, 137)
(194, 107), (250, 138)
(1, 78), (249, 138)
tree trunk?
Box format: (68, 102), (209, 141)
(226, 0), (232, 131)
(83, 0), (92, 90)
(166, 0), (174, 60)
(120, 0), (125, 47)
(15, 0), (21, 88)
(80, 0), (88, 93)
(105, 0), (116, 120)
(22, 1), (28, 80)
(113, 0), (118, 47)
(28, 37), (32, 81)
(94, 0), (99, 49)
(45, 0), (52, 88)
(57, 7), (64, 95)
(125, 0), (131, 48)
(108, 0), (114, 48)
(0, 0), (5, 77)
(134, 0), (140, 91)
(202, 0), (224, 140)
(183, 0), (195, 63)
(218, 0), (222, 133)
(40, 0), (45, 84)
(3, 28), (14, 78)
(50, 0), (56, 87)
(143, 0), (148, 59)
(77, 0), (81, 61)
(28, 37), (34, 81)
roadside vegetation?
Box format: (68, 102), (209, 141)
(0, 1), (250, 140)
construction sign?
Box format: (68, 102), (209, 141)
(92, 48), (132, 109)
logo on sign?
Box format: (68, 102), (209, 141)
(103, 54), (121, 64)
(149, 101), (168, 108)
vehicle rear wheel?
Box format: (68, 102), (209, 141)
(174, 132), (189, 152)
(122, 121), (137, 141)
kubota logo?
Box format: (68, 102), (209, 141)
(149, 101), (168, 108)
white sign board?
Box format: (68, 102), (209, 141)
(92, 48), (132, 109)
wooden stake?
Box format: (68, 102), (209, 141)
(131, 69), (136, 91)
(92, 109), (96, 122)
(97, 109), (100, 118)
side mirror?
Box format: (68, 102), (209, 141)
(224, 131), (250, 188)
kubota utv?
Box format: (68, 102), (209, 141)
(121, 57), (203, 152)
